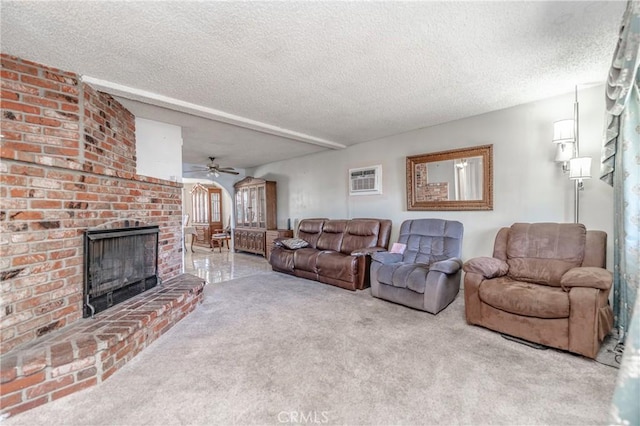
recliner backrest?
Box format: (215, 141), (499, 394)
(584, 230), (607, 268)
(397, 219), (463, 264)
(341, 219), (381, 254)
(504, 223), (586, 286)
(494, 225), (606, 269)
(297, 218), (327, 249)
(316, 220), (347, 251)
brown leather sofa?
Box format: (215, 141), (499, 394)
(270, 218), (392, 290)
(463, 223), (613, 359)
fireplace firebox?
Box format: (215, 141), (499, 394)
(84, 223), (160, 317)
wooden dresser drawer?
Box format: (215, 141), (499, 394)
(265, 229), (293, 260)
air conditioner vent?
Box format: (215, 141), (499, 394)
(349, 165), (382, 195)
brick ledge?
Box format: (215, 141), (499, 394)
(0, 273), (205, 419)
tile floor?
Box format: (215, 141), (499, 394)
(183, 245), (272, 284)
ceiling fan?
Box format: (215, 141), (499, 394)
(185, 157), (239, 177)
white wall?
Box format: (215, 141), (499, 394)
(252, 85), (613, 267)
(136, 117), (183, 181)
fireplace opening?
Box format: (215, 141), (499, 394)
(84, 224), (160, 317)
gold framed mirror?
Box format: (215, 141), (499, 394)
(406, 144), (493, 211)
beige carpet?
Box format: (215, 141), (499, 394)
(4, 272), (618, 425)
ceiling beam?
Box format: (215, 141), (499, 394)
(81, 76), (346, 150)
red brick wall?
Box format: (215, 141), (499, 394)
(83, 84), (137, 177)
(0, 54), (183, 355)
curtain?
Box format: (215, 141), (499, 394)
(610, 295), (640, 425)
(604, 5), (640, 424)
(600, 0), (640, 342)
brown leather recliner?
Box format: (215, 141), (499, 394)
(270, 218), (392, 291)
(463, 223), (613, 359)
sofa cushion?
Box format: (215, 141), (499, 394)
(279, 238), (309, 250)
(398, 219), (463, 264)
(478, 277), (570, 319)
(506, 223), (586, 287)
(269, 247), (294, 271)
(316, 220), (346, 252)
(402, 234), (446, 264)
(376, 263), (429, 294)
(297, 219), (327, 249)
(340, 219), (381, 254)
(316, 251), (357, 284)
(293, 248), (322, 273)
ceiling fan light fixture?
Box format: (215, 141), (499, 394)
(184, 156), (240, 177)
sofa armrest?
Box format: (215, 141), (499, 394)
(429, 258), (463, 274)
(462, 257), (508, 279)
(560, 267), (613, 291)
(371, 251), (403, 264)
(351, 247), (387, 257)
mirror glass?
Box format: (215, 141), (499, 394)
(407, 145), (493, 210)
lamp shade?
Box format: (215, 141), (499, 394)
(569, 157), (592, 180)
(553, 119), (575, 143)
(554, 143), (575, 162)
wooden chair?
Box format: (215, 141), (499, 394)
(210, 229), (230, 253)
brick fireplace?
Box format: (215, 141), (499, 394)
(0, 54), (203, 418)
(83, 222), (160, 317)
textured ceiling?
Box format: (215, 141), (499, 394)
(0, 1), (626, 170)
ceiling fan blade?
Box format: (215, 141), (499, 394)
(187, 156), (239, 176)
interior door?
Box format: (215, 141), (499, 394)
(209, 187), (223, 235)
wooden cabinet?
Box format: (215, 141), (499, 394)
(233, 177), (278, 257)
(265, 229), (293, 261)
(233, 229), (265, 255)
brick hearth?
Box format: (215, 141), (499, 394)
(0, 274), (205, 418)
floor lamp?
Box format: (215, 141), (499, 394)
(553, 86), (592, 223)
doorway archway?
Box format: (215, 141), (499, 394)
(182, 179), (233, 249)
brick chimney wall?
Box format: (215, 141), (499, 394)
(0, 54), (183, 355)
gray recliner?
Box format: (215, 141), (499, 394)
(370, 219), (464, 314)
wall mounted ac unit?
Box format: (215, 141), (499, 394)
(349, 165), (382, 196)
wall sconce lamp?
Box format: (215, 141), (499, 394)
(553, 136), (575, 173)
(568, 156), (592, 188)
(552, 119), (576, 143)
(552, 87), (591, 223)
(553, 118), (575, 172)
